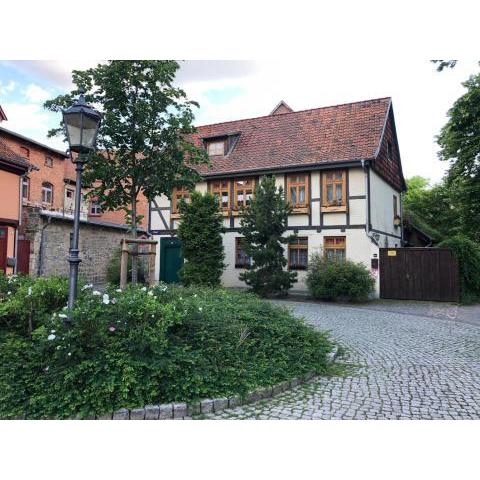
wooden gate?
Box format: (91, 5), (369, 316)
(380, 248), (460, 302)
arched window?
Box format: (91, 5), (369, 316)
(41, 182), (53, 205)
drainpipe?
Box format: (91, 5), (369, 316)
(37, 215), (52, 277)
(361, 159), (378, 246)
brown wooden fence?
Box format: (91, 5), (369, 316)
(379, 248), (460, 302)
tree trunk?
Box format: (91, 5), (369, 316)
(131, 192), (138, 284)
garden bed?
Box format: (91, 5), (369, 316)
(0, 274), (335, 419)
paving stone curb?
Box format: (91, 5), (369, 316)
(94, 345), (339, 420)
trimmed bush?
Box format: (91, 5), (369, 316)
(438, 235), (480, 303)
(306, 254), (375, 302)
(105, 247), (146, 285)
(177, 191), (225, 287)
(0, 282), (333, 419)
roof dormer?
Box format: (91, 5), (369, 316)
(203, 132), (241, 157)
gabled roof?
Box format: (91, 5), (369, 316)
(0, 125), (68, 158)
(270, 100), (293, 115)
(0, 141), (35, 174)
(0, 105), (7, 122)
(192, 97), (392, 177)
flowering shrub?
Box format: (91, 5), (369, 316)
(0, 276), (69, 335)
(0, 280), (333, 419)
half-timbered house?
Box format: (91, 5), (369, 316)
(150, 97), (406, 295)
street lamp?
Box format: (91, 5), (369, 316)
(63, 89), (101, 321)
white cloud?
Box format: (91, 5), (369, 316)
(24, 83), (51, 103)
(1, 102), (65, 151)
(0, 80), (16, 96)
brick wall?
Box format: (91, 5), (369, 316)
(0, 132), (68, 211)
(22, 206), (142, 284)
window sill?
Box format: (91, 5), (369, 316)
(321, 205), (347, 213)
(89, 213), (102, 217)
(290, 207), (310, 214)
(288, 265), (308, 271)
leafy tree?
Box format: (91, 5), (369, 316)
(437, 65), (480, 242)
(431, 60), (457, 71)
(44, 61), (208, 283)
(239, 176), (297, 297)
(177, 192), (225, 287)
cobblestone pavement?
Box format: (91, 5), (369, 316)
(200, 301), (480, 420)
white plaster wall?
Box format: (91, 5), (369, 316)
(323, 212), (347, 226)
(349, 167), (366, 196)
(369, 169), (400, 237)
(349, 198), (366, 225)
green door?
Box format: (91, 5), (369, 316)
(160, 237), (183, 283)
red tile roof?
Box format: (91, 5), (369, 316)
(0, 141), (33, 172)
(192, 97), (392, 176)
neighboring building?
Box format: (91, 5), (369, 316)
(0, 141), (33, 274)
(0, 125), (148, 228)
(150, 97), (407, 295)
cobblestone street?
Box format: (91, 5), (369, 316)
(200, 301), (480, 420)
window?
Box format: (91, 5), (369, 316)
(287, 174), (309, 208)
(322, 170), (346, 206)
(207, 141), (225, 156)
(90, 202), (102, 215)
(41, 183), (53, 205)
(234, 178), (255, 210)
(20, 147), (30, 158)
(44, 156), (53, 167)
(288, 237), (308, 270)
(172, 186), (191, 213)
(65, 189), (74, 199)
(387, 140), (394, 161)
(235, 238), (251, 268)
(324, 236), (346, 262)
(22, 177), (30, 200)
(209, 179), (231, 210)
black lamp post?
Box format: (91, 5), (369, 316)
(63, 90), (101, 321)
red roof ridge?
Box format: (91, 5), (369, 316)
(195, 96), (392, 130)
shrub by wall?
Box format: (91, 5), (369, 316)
(438, 235), (480, 303)
(306, 254), (375, 302)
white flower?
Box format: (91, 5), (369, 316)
(102, 294), (110, 305)
(58, 313), (68, 319)
(193, 294), (197, 298)
(7, 291), (11, 295)
(47, 334), (56, 341)
(45, 366), (49, 372)
(148, 290), (154, 296)
(111, 298), (116, 305)
(141, 286), (147, 292)
(116, 288), (122, 293)
(67, 352), (72, 357)
(198, 307), (203, 312)
(82, 284), (93, 290)
(27, 287), (32, 296)
(50, 329), (56, 334)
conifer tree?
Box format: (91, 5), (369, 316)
(239, 176), (297, 296)
(177, 191), (225, 286)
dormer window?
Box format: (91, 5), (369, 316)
(207, 140), (225, 156)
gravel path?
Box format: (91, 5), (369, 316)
(200, 301), (480, 420)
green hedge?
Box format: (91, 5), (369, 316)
(438, 235), (480, 303)
(0, 279), (333, 419)
(306, 254), (375, 302)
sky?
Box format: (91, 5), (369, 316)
(0, 59), (478, 184)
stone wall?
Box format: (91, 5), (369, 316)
(22, 206), (144, 284)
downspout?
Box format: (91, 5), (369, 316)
(361, 159), (378, 246)
(400, 191), (405, 246)
(14, 174), (25, 274)
(37, 215), (52, 277)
